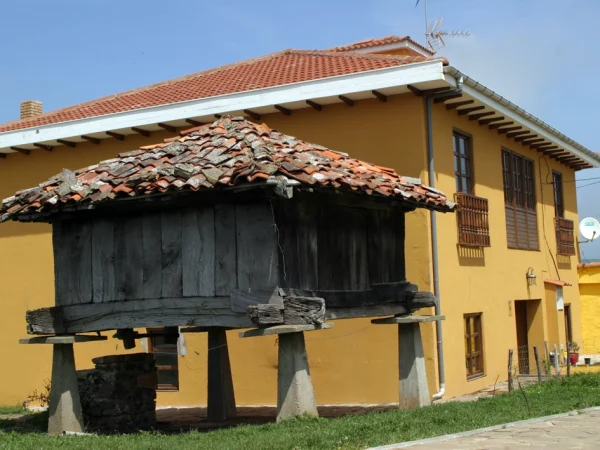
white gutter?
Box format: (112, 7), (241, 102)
(444, 66), (600, 168)
(0, 61), (445, 150)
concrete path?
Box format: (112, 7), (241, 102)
(374, 407), (600, 449)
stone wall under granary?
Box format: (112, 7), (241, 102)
(77, 353), (157, 433)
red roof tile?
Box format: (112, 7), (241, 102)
(0, 117), (456, 222)
(328, 35), (433, 55)
(0, 49), (444, 134)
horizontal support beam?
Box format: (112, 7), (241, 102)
(469, 111), (495, 121)
(371, 90), (387, 102)
(489, 121), (514, 129)
(33, 143), (52, 151)
(81, 135), (101, 145)
(498, 126), (522, 134)
(479, 116), (505, 125)
(57, 139), (77, 148)
(306, 99), (323, 110)
(157, 122), (177, 133)
(185, 119), (205, 126)
(339, 95), (354, 107)
(131, 127), (150, 137)
(457, 106), (485, 115)
(434, 92), (462, 104)
(506, 130), (531, 138)
(105, 131), (125, 141)
(243, 109), (260, 120)
(274, 105), (291, 116)
(514, 133), (538, 142)
(10, 147), (31, 155)
(446, 100), (473, 110)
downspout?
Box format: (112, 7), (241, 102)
(425, 76), (464, 400)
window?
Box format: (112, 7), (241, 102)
(453, 131), (473, 194)
(552, 171), (564, 218)
(464, 313), (484, 378)
(147, 327), (179, 391)
(501, 149), (539, 250)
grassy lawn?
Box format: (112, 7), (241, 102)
(2, 374), (600, 449)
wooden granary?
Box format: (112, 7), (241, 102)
(3, 117), (455, 432)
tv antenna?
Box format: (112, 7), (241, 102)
(415, 0), (470, 52)
(579, 217), (600, 243)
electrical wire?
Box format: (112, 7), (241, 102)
(538, 156), (561, 280)
(545, 176), (600, 184)
(577, 180), (600, 190)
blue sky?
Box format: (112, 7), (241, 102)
(1, 0), (599, 257)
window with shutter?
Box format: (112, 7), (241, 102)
(453, 131), (473, 194)
(464, 313), (484, 379)
(501, 149), (539, 250)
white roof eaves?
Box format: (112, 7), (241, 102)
(445, 66), (600, 168)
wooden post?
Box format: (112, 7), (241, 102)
(207, 328), (236, 422)
(566, 342), (571, 377)
(508, 349), (514, 392)
(533, 346), (542, 383)
(371, 315), (443, 409)
(239, 323), (332, 423)
(544, 341), (550, 361)
(19, 334), (106, 435)
(398, 323), (430, 408)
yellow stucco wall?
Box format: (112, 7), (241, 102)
(0, 93), (580, 407)
(578, 265), (600, 354)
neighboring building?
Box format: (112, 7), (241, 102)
(578, 262), (600, 355)
(1, 35), (597, 407)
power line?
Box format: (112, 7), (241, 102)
(545, 176), (600, 184)
(577, 180), (600, 189)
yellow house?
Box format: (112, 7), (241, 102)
(578, 262), (600, 355)
(1, 35), (597, 408)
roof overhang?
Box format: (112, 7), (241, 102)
(352, 40), (435, 57)
(0, 59), (597, 170)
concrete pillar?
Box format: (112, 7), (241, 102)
(48, 343), (84, 435)
(398, 323), (431, 409)
(277, 332), (318, 422)
(207, 328), (236, 422)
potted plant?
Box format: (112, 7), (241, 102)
(569, 342), (580, 365)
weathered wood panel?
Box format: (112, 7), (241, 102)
(296, 201), (318, 290)
(317, 206), (368, 290)
(90, 218), (115, 303)
(236, 202), (279, 290)
(161, 211), (183, 297)
(142, 212), (162, 299)
(54, 219), (93, 305)
(215, 204), (237, 296)
(367, 209), (406, 284)
(27, 297), (252, 334)
(114, 215), (144, 300)
(182, 206), (215, 297)
(273, 200), (299, 289)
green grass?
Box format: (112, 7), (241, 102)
(0, 406), (29, 415)
(3, 374), (600, 449)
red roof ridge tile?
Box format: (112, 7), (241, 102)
(0, 116), (456, 222)
(328, 35), (433, 56)
(289, 49), (447, 65)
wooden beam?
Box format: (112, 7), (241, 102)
(457, 106), (485, 116)
(106, 131), (125, 141)
(10, 147), (31, 155)
(371, 90), (387, 102)
(185, 119), (205, 126)
(489, 121), (514, 130)
(57, 139), (77, 148)
(0, 153), (7, 159)
(498, 126), (522, 134)
(214, 114), (223, 119)
(81, 135), (101, 145)
(446, 100), (474, 110)
(418, 86), (451, 96)
(243, 109), (261, 120)
(306, 100), (323, 110)
(33, 143), (52, 151)
(523, 139), (546, 146)
(339, 95), (355, 107)
(434, 93), (462, 104)
(506, 130), (531, 138)
(514, 134), (538, 142)
(274, 105), (291, 116)
(157, 123), (177, 133)
(469, 111), (495, 121)
(407, 85), (422, 96)
(537, 145), (560, 152)
(530, 141), (552, 149)
(131, 127), (150, 137)
(479, 116), (505, 125)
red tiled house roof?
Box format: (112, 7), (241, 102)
(0, 117), (455, 222)
(0, 50), (445, 134)
(328, 35), (433, 55)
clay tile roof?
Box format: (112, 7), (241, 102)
(543, 279), (572, 287)
(328, 35), (433, 55)
(0, 117), (456, 222)
(0, 49), (444, 134)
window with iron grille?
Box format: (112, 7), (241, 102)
(455, 192), (490, 247)
(147, 327), (179, 391)
(501, 149), (539, 250)
(464, 313), (484, 379)
(453, 131), (473, 194)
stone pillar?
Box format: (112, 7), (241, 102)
(277, 331), (318, 422)
(239, 323), (333, 423)
(398, 323), (430, 409)
(207, 328), (236, 422)
(48, 344), (84, 435)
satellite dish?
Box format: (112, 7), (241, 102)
(580, 217), (600, 241)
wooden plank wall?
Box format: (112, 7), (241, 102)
(273, 199), (406, 292)
(52, 202), (279, 306)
